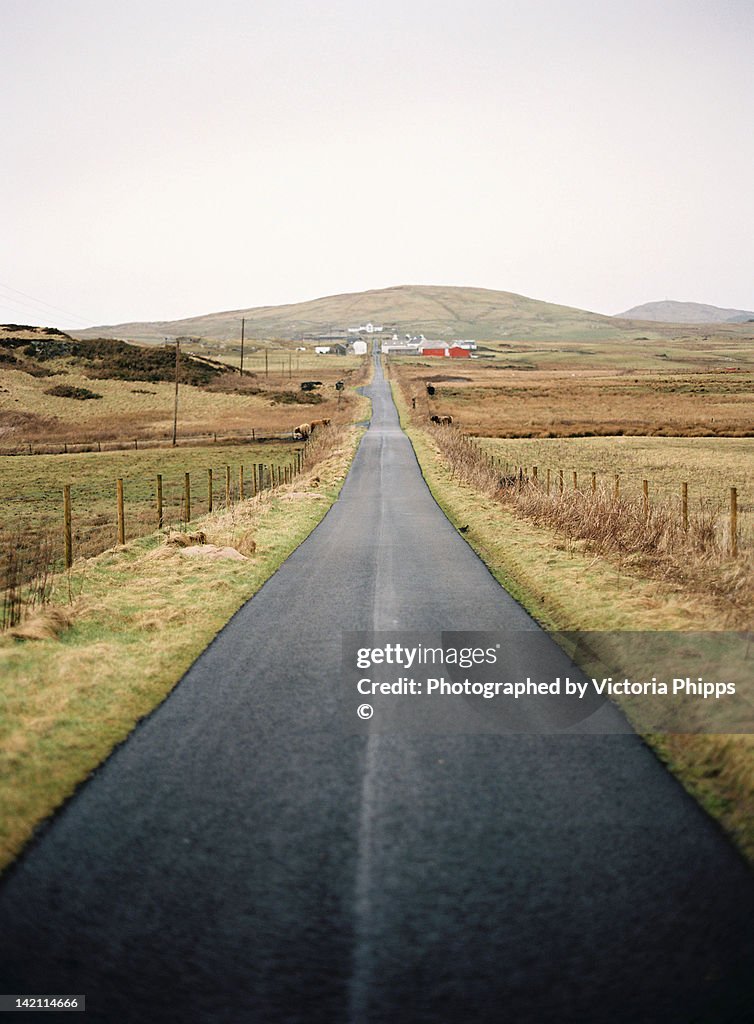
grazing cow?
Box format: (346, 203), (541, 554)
(426, 383), (436, 396)
(300, 381), (323, 392)
(309, 417), (332, 430)
(430, 414), (453, 426)
(294, 422), (312, 439)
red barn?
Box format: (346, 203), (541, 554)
(421, 345), (472, 358)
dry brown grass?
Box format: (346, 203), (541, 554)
(429, 424), (753, 629)
(392, 361), (754, 438)
(9, 607), (74, 641)
(0, 353), (370, 446)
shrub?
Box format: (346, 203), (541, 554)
(44, 384), (103, 400)
(21, 337), (222, 385)
(25, 364), (57, 378)
(269, 390), (324, 405)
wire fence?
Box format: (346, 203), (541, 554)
(0, 428), (300, 457)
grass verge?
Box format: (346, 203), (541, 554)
(0, 426), (364, 871)
(391, 380), (754, 864)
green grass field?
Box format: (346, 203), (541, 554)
(0, 443), (301, 565)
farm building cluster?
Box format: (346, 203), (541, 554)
(301, 321), (477, 359)
(381, 337), (477, 358)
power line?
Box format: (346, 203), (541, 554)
(0, 279), (97, 325)
(0, 296), (85, 328)
(0, 280), (95, 323)
(0, 297), (84, 327)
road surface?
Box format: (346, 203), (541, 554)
(1, 353), (753, 1022)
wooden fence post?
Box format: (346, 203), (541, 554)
(239, 465), (245, 501)
(207, 468), (213, 513)
(642, 479), (649, 518)
(225, 465), (231, 507)
(730, 487), (738, 557)
(63, 485), (72, 569)
(591, 471), (596, 495)
(184, 472), (191, 522)
(157, 474), (163, 528)
(546, 468), (551, 494)
(558, 469), (564, 494)
(682, 482), (688, 532)
(116, 478), (125, 545)
(532, 465), (538, 483)
(614, 474), (620, 500)
(572, 470), (578, 491)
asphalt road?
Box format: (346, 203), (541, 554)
(1, 354), (753, 1023)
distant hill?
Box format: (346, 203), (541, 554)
(73, 285), (666, 344)
(618, 300), (754, 324)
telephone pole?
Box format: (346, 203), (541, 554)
(172, 339), (180, 447)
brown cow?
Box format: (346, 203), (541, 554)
(309, 418), (332, 430)
(294, 422), (311, 439)
(430, 414), (453, 426)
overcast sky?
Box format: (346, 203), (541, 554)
(2, 0), (752, 329)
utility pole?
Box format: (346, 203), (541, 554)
(172, 339), (180, 447)
(240, 317), (245, 376)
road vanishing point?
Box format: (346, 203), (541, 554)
(1, 354), (753, 1023)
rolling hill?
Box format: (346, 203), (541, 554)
(619, 300), (754, 324)
(73, 285), (665, 344)
(72, 285), (754, 345)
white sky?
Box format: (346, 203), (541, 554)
(2, 0), (752, 329)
